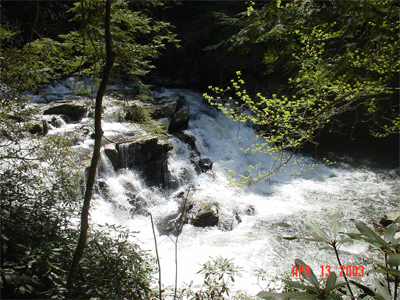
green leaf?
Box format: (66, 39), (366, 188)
(295, 259), (320, 288)
(325, 271), (337, 291)
(387, 253), (400, 267)
(330, 219), (341, 238)
(345, 232), (363, 240)
(303, 220), (330, 244)
(283, 236), (298, 240)
(283, 279), (315, 292)
(257, 291), (318, 300)
(354, 221), (390, 248)
(349, 280), (384, 300)
(370, 265), (400, 278)
(372, 278), (392, 300)
(384, 223), (397, 243)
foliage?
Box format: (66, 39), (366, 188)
(259, 219), (400, 300)
(0, 134), (83, 298)
(0, 19), (157, 299)
(204, 72), (336, 185)
(204, 0), (399, 184)
(27, 0), (178, 82)
(0, 133), (157, 299)
(177, 256), (247, 300)
(74, 224), (156, 299)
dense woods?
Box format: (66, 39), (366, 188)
(1, 1), (399, 299)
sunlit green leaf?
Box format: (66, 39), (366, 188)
(303, 220), (330, 244)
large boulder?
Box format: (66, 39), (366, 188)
(117, 136), (173, 167)
(117, 136), (173, 188)
(124, 95), (190, 133)
(199, 157), (213, 172)
(169, 105), (190, 132)
(151, 95), (179, 119)
(169, 95), (191, 132)
(189, 201), (219, 227)
(157, 201), (219, 235)
(43, 102), (88, 121)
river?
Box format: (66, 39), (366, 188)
(78, 87), (399, 296)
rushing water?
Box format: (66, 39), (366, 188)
(80, 88), (398, 296)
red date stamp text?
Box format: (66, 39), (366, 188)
(292, 265), (364, 277)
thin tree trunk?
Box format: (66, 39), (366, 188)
(66, 1), (116, 298)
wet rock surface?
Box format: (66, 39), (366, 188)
(43, 101), (88, 121)
(110, 136), (174, 188)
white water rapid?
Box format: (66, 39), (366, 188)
(84, 87), (400, 296)
(34, 79), (398, 296)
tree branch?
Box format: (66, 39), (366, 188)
(66, 1), (116, 298)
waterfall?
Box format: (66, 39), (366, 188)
(88, 88), (399, 296)
(117, 143), (131, 169)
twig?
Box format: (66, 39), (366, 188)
(174, 185), (194, 299)
(385, 252), (392, 296)
(394, 266), (398, 300)
(150, 213), (163, 300)
(333, 242), (355, 300)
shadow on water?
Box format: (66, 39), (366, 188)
(304, 134), (399, 172)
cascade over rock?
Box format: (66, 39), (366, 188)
(173, 131), (213, 173)
(102, 136), (173, 188)
(103, 144), (119, 171)
(173, 131), (197, 150)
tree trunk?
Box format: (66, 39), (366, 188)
(65, 1), (116, 298)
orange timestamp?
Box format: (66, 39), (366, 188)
(292, 265), (365, 277)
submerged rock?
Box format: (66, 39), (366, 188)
(173, 131), (197, 150)
(189, 151), (213, 173)
(157, 212), (184, 236)
(49, 115), (67, 128)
